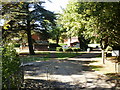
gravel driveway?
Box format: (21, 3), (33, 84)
(22, 52), (118, 90)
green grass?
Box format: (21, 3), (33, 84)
(58, 43), (67, 46)
(89, 65), (103, 71)
(55, 52), (81, 59)
(20, 52), (82, 63)
(105, 73), (120, 79)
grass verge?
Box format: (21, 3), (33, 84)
(20, 52), (82, 63)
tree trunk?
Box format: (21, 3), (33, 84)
(78, 36), (81, 48)
(69, 36), (71, 46)
(56, 36), (59, 45)
(78, 35), (88, 51)
(100, 37), (108, 64)
(26, 21), (35, 55)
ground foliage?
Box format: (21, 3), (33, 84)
(2, 45), (21, 89)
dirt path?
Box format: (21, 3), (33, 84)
(22, 52), (118, 90)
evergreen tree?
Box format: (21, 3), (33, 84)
(2, 2), (55, 55)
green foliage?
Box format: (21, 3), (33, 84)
(49, 43), (61, 51)
(72, 47), (81, 52)
(14, 43), (20, 47)
(49, 16), (67, 44)
(84, 2), (120, 49)
(56, 52), (80, 59)
(2, 45), (21, 89)
(2, 2), (56, 55)
(56, 47), (81, 52)
(58, 1), (90, 50)
(58, 43), (67, 46)
(56, 47), (63, 51)
(59, 1), (120, 50)
(63, 48), (73, 52)
(20, 52), (82, 63)
(60, 1), (87, 37)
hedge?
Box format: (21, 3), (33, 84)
(56, 47), (81, 52)
(56, 47), (63, 51)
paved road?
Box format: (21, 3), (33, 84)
(22, 52), (118, 90)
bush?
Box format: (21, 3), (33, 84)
(49, 43), (61, 51)
(58, 43), (67, 47)
(14, 43), (20, 47)
(56, 47), (63, 51)
(63, 48), (73, 52)
(112, 45), (120, 50)
(56, 47), (81, 52)
(72, 48), (81, 52)
(2, 45), (22, 89)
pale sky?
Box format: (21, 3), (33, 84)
(42, 0), (69, 13)
(0, 0), (69, 26)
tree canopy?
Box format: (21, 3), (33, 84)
(58, 1), (120, 50)
(2, 1), (55, 54)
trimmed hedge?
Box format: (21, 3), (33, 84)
(14, 43), (20, 47)
(56, 47), (81, 52)
(56, 47), (63, 51)
(63, 48), (73, 52)
(49, 43), (61, 51)
(72, 48), (81, 52)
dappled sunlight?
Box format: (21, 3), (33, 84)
(19, 53), (119, 89)
(2, 0), (120, 89)
(23, 53), (116, 89)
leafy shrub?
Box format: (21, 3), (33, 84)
(63, 48), (73, 52)
(112, 45), (120, 50)
(72, 48), (81, 52)
(14, 43), (20, 47)
(56, 47), (63, 51)
(49, 43), (61, 51)
(2, 45), (22, 89)
(58, 43), (67, 47)
(72, 47), (80, 52)
(49, 43), (61, 48)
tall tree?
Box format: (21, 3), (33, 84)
(84, 2), (120, 63)
(59, 0), (89, 50)
(59, 1), (120, 63)
(2, 2), (55, 55)
(49, 14), (67, 45)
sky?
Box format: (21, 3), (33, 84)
(42, 0), (69, 13)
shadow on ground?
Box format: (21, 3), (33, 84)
(21, 53), (118, 89)
(21, 79), (116, 90)
(23, 60), (102, 76)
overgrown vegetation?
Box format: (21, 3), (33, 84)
(2, 45), (22, 89)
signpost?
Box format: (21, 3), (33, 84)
(112, 50), (120, 73)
